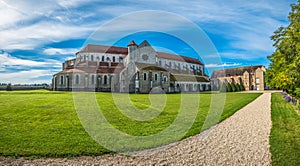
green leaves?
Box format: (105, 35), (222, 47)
(267, 0), (300, 95)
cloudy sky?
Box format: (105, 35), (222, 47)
(0, 0), (297, 84)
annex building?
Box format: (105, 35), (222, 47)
(210, 65), (266, 91)
(52, 40), (210, 93)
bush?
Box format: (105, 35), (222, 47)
(226, 83), (232, 92)
(230, 83), (236, 92)
(284, 96), (291, 102)
(6, 83), (12, 91)
(240, 84), (245, 91)
(219, 83), (226, 92)
(236, 83), (241, 91)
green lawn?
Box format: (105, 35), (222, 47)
(270, 93), (300, 166)
(0, 90), (261, 157)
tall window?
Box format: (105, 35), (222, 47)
(104, 75), (107, 84)
(60, 75), (64, 85)
(102, 56), (104, 62)
(91, 75), (95, 84)
(112, 56), (115, 62)
(75, 75), (80, 84)
(91, 55), (94, 61)
(84, 55), (86, 61)
(154, 73), (158, 81)
(143, 73), (147, 80)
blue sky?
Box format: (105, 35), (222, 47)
(0, 0), (297, 84)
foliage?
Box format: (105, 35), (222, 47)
(240, 83), (245, 91)
(270, 93), (300, 166)
(226, 83), (232, 92)
(266, 0), (300, 97)
(220, 82), (227, 92)
(230, 83), (236, 92)
(236, 83), (241, 91)
(0, 90), (261, 157)
(6, 83), (12, 91)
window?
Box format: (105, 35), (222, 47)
(104, 75), (107, 84)
(159, 61), (162, 66)
(143, 73), (147, 80)
(60, 75), (64, 85)
(256, 78), (260, 83)
(154, 74), (158, 81)
(102, 56), (104, 62)
(75, 75), (80, 84)
(91, 55), (94, 61)
(91, 75), (95, 84)
(112, 56), (115, 62)
(84, 55), (86, 61)
(164, 76), (167, 82)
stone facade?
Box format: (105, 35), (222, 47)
(52, 40), (210, 93)
(210, 65), (266, 91)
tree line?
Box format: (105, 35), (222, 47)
(266, 0), (300, 98)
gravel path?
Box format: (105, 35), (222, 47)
(0, 93), (272, 165)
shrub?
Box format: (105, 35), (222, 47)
(285, 96), (291, 102)
(226, 83), (232, 92)
(6, 83), (12, 91)
(230, 83), (236, 92)
(220, 83), (227, 92)
(236, 83), (241, 91)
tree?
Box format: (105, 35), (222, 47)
(226, 83), (232, 92)
(230, 83), (236, 92)
(266, 0), (300, 96)
(6, 83), (12, 91)
(236, 83), (241, 91)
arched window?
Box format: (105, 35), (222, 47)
(91, 75), (95, 84)
(154, 74), (158, 81)
(112, 56), (115, 62)
(60, 75), (64, 85)
(91, 55), (94, 61)
(143, 73), (147, 80)
(102, 56), (104, 62)
(104, 75), (107, 84)
(75, 75), (80, 84)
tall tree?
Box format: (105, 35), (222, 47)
(266, 0), (300, 95)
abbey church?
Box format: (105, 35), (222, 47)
(52, 40), (210, 93)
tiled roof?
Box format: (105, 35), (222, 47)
(135, 62), (167, 71)
(170, 74), (210, 82)
(157, 52), (203, 65)
(77, 44), (128, 55)
(128, 40), (137, 46)
(76, 43), (203, 65)
(58, 62), (125, 74)
(211, 65), (264, 78)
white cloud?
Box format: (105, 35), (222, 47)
(43, 48), (78, 55)
(0, 70), (53, 84)
(0, 52), (61, 69)
(206, 62), (241, 68)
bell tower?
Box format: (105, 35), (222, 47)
(127, 40), (138, 62)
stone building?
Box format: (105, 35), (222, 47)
(210, 65), (266, 91)
(52, 40), (210, 93)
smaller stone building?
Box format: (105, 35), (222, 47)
(211, 65), (266, 91)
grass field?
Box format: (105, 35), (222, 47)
(0, 90), (261, 157)
(270, 93), (300, 166)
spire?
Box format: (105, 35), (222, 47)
(128, 40), (137, 46)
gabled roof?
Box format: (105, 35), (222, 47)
(135, 62), (167, 71)
(170, 74), (210, 82)
(77, 42), (204, 65)
(211, 65), (265, 78)
(77, 44), (128, 55)
(157, 52), (203, 65)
